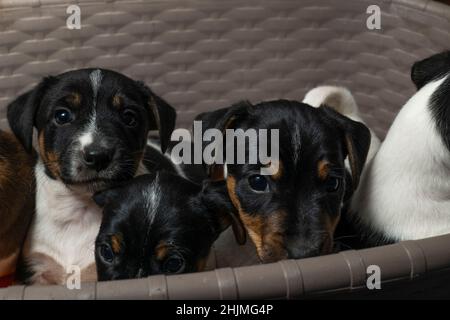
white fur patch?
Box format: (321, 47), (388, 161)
(79, 132), (93, 148)
(303, 86), (358, 116)
(77, 70), (103, 149)
(223, 162), (228, 179)
(89, 69), (103, 102)
(351, 76), (450, 240)
(22, 161), (103, 284)
(24, 156), (149, 285)
(142, 172), (161, 227)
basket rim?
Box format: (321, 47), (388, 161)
(1, 233), (449, 299)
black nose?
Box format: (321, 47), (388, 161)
(82, 146), (114, 172)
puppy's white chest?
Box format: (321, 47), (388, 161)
(34, 191), (101, 267)
(25, 163), (102, 283)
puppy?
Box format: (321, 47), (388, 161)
(0, 131), (35, 287)
(7, 68), (176, 285)
(351, 51), (450, 243)
(93, 172), (239, 280)
(196, 100), (371, 262)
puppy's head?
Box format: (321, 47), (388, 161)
(197, 100), (370, 262)
(93, 172), (237, 281)
(7, 69), (176, 191)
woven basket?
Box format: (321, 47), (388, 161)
(0, 0), (449, 299)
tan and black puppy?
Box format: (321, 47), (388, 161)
(7, 68), (176, 285)
(196, 100), (371, 263)
(0, 130), (35, 287)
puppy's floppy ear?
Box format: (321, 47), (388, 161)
(411, 51), (450, 90)
(195, 101), (252, 180)
(195, 101), (251, 132)
(322, 106), (371, 191)
(201, 179), (247, 245)
(7, 77), (55, 153)
(136, 82), (177, 153)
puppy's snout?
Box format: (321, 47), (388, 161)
(82, 146), (115, 172)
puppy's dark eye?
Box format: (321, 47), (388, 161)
(162, 255), (185, 274)
(325, 176), (341, 192)
(121, 109), (138, 127)
(99, 244), (114, 263)
(248, 175), (269, 192)
(54, 108), (73, 125)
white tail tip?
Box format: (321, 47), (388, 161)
(303, 86), (359, 118)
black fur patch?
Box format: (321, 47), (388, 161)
(412, 51), (450, 152)
(430, 75), (450, 151)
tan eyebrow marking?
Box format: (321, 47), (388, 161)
(38, 130), (60, 179)
(155, 241), (169, 261)
(270, 160), (283, 181)
(66, 92), (81, 107)
(111, 233), (123, 254)
(318, 160), (330, 180)
(112, 94), (123, 109)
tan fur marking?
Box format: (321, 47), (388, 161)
(270, 160), (284, 181)
(111, 233), (123, 254)
(155, 241), (169, 261)
(318, 160), (329, 180)
(112, 94), (123, 109)
(226, 176), (287, 262)
(38, 131), (60, 178)
(66, 92), (81, 107)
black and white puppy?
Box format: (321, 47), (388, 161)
(196, 100), (371, 262)
(351, 51), (450, 243)
(7, 68), (175, 285)
(93, 172), (238, 280)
